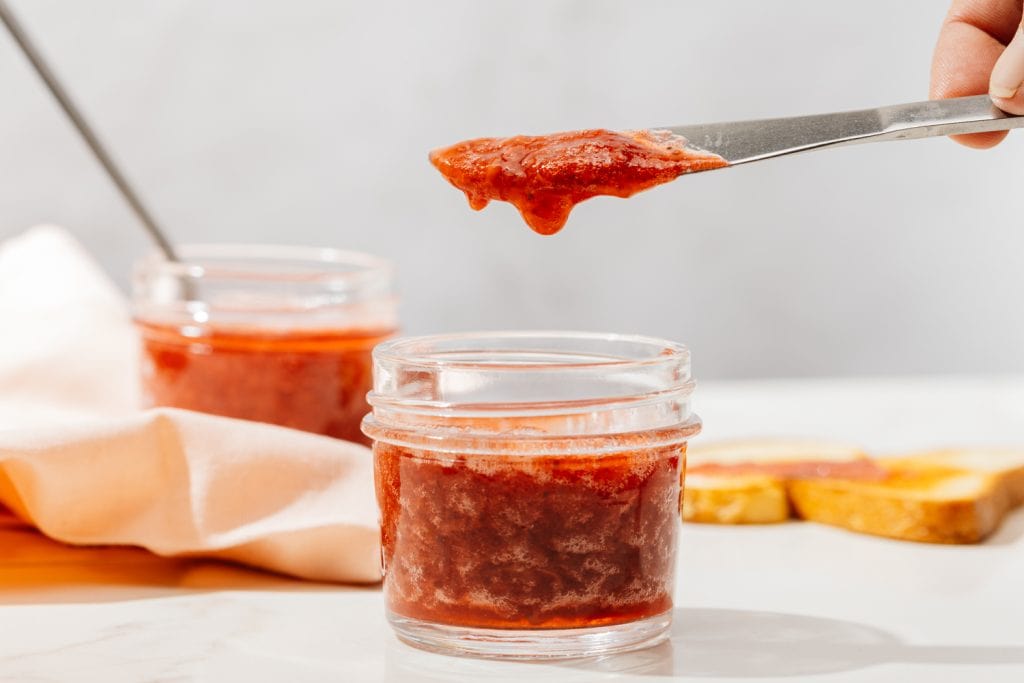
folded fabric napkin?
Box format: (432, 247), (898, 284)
(0, 226), (380, 583)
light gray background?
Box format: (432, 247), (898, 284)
(1, 0), (1021, 379)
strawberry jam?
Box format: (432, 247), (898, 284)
(362, 332), (699, 657)
(139, 324), (393, 444)
(132, 245), (396, 444)
(429, 128), (727, 234)
(374, 440), (684, 629)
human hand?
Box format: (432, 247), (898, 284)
(932, 0), (1024, 147)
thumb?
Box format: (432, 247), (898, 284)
(990, 21), (1024, 113)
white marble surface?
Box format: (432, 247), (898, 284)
(3, 375), (1024, 682)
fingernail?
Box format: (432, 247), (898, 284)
(991, 26), (1024, 99)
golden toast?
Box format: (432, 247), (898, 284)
(683, 440), (1024, 543)
(683, 439), (871, 525)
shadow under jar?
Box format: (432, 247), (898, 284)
(133, 245), (396, 444)
(361, 332), (700, 659)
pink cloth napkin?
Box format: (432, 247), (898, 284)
(0, 226), (380, 583)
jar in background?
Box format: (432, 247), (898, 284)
(362, 332), (700, 659)
(133, 245), (396, 444)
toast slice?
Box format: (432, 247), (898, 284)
(916, 449), (1024, 506)
(684, 472), (789, 524)
(683, 439), (872, 524)
(684, 442), (1024, 544)
(790, 449), (1024, 543)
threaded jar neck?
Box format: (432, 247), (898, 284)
(362, 331), (700, 454)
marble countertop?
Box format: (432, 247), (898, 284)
(3, 375), (1024, 682)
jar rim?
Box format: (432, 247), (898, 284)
(372, 330), (690, 372)
(132, 243), (396, 327)
(135, 243), (393, 288)
(366, 332), (696, 444)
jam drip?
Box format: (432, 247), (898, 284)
(429, 128), (728, 234)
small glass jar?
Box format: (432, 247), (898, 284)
(133, 244), (396, 443)
(362, 332), (700, 659)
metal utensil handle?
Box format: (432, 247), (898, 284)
(0, 0), (178, 261)
(872, 95), (1024, 140)
(671, 95), (1024, 165)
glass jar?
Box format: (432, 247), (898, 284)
(361, 332), (700, 659)
(133, 244), (396, 443)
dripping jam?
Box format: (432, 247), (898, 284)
(429, 128), (728, 234)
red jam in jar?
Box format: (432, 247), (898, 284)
(362, 332), (700, 659)
(374, 439), (683, 630)
(133, 245), (396, 443)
